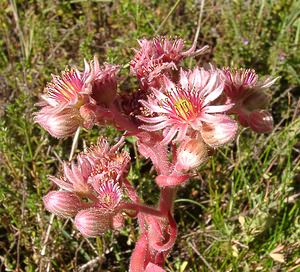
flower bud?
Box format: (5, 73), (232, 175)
(249, 110), (273, 133)
(43, 191), (83, 217)
(112, 213), (125, 230)
(177, 139), (208, 171)
(35, 107), (82, 138)
(79, 104), (96, 129)
(200, 116), (238, 147)
(243, 90), (270, 112)
(74, 208), (113, 237)
(90, 61), (119, 106)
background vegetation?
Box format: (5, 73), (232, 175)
(0, 0), (300, 271)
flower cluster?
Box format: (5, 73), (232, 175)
(130, 36), (208, 89)
(36, 36), (278, 271)
(43, 138), (130, 236)
(34, 57), (119, 138)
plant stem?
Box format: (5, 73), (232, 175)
(120, 202), (165, 218)
(159, 187), (177, 215)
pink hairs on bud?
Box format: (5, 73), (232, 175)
(34, 107), (83, 138)
(249, 110), (274, 133)
(176, 138), (208, 171)
(155, 174), (190, 187)
(43, 191), (83, 217)
(74, 208), (114, 237)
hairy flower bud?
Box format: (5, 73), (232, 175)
(74, 208), (113, 237)
(249, 110), (274, 133)
(35, 107), (83, 138)
(112, 213), (125, 229)
(43, 191), (83, 217)
(177, 139), (208, 171)
(200, 115), (238, 147)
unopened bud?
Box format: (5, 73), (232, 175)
(200, 116), (238, 147)
(35, 107), (82, 138)
(74, 208), (113, 237)
(243, 91), (270, 112)
(91, 63), (119, 106)
(43, 191), (83, 217)
(79, 104), (96, 129)
(112, 213), (125, 229)
(249, 110), (273, 133)
(177, 139), (208, 171)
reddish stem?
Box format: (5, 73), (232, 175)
(119, 202), (164, 218)
(159, 187), (177, 215)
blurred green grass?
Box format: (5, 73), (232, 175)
(0, 0), (300, 271)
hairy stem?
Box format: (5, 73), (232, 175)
(120, 202), (165, 218)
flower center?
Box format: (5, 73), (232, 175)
(174, 98), (194, 120)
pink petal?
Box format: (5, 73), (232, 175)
(151, 88), (169, 101)
(205, 103), (234, 113)
(140, 121), (170, 132)
(203, 83), (224, 106)
(200, 71), (218, 97)
(63, 163), (76, 184)
(48, 175), (73, 192)
(179, 69), (189, 89)
(174, 123), (188, 142)
(139, 100), (169, 114)
(258, 76), (279, 89)
(161, 126), (178, 145)
(163, 75), (176, 93)
(138, 115), (168, 124)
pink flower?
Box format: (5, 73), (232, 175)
(43, 191), (83, 217)
(130, 37), (208, 88)
(138, 68), (237, 147)
(48, 155), (93, 195)
(222, 68), (277, 133)
(86, 137), (130, 186)
(34, 57), (119, 138)
(96, 180), (122, 210)
(43, 137), (129, 235)
(34, 64), (93, 138)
